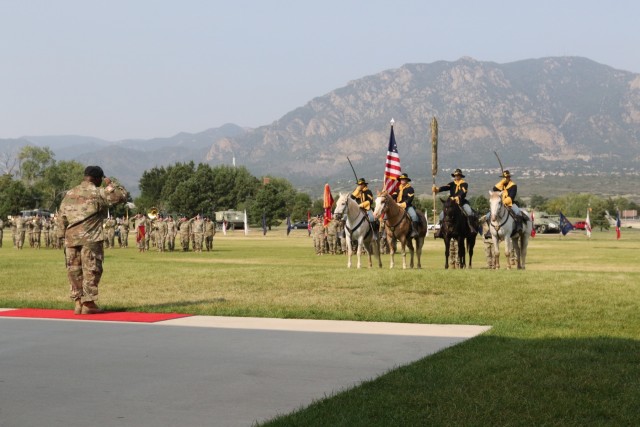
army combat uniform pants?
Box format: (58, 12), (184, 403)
(65, 242), (103, 302)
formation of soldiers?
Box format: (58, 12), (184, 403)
(308, 215), (396, 257)
(130, 213), (216, 253)
(4, 215), (62, 250)
(1, 212), (217, 254)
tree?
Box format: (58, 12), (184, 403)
(138, 166), (168, 210)
(0, 175), (35, 218)
(18, 146), (55, 185)
(469, 195), (489, 214)
(37, 160), (85, 210)
(529, 194), (548, 210)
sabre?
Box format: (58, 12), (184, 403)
(346, 156), (359, 183)
(493, 151), (505, 176)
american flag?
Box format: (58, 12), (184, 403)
(384, 124), (401, 194)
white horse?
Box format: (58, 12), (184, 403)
(333, 192), (382, 269)
(489, 191), (532, 270)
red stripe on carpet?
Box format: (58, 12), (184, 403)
(0, 309), (192, 323)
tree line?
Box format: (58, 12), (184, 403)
(1, 146), (638, 230)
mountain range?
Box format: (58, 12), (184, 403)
(2, 56), (639, 196)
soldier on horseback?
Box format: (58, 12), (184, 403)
(492, 170), (526, 233)
(351, 178), (375, 221)
(433, 168), (476, 234)
(391, 173), (419, 238)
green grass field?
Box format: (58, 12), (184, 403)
(1, 228), (639, 426)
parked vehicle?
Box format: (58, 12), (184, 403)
(533, 211), (560, 234)
(573, 221), (587, 230)
(291, 221), (309, 230)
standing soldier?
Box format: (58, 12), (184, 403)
(15, 215), (26, 250)
(104, 216), (116, 248)
(118, 217), (129, 248)
(32, 215), (42, 249)
(192, 214), (204, 253)
(179, 216), (193, 252)
(156, 215), (168, 252)
(9, 215), (18, 248)
(27, 216), (35, 247)
(479, 215), (495, 269)
(448, 239), (461, 269)
(56, 166), (128, 314)
(166, 216), (176, 251)
(336, 219), (347, 255)
(42, 217), (51, 248)
(204, 217), (215, 251)
(134, 213), (149, 252)
(310, 215), (326, 255)
(326, 218), (340, 255)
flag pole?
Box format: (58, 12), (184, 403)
(430, 116), (438, 226)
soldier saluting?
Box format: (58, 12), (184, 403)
(56, 166), (128, 315)
(492, 170), (525, 232)
(351, 178), (375, 224)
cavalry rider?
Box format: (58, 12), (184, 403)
(433, 168), (476, 234)
(492, 170), (525, 231)
(391, 173), (419, 238)
(351, 178), (375, 223)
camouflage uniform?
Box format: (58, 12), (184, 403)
(179, 218), (193, 251)
(56, 177), (128, 303)
(204, 218), (215, 251)
(166, 218), (176, 251)
(479, 217), (495, 269)
(156, 217), (168, 252)
(326, 219), (339, 255)
(42, 219), (51, 248)
(118, 220), (129, 248)
(192, 216), (204, 252)
(448, 239), (461, 269)
(310, 217), (326, 255)
(15, 216), (26, 249)
(104, 217), (116, 248)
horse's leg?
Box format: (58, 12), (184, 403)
(457, 236), (466, 269)
(407, 238), (415, 268)
(400, 238), (408, 270)
(365, 238), (374, 268)
(492, 237), (500, 269)
(444, 237), (450, 269)
(346, 238), (353, 268)
(521, 235), (528, 270)
(504, 236), (513, 270)
(416, 238), (424, 269)
(374, 236), (382, 268)
(356, 238), (363, 269)
(467, 235), (476, 269)
(388, 235), (395, 269)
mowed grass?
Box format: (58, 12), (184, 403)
(1, 228), (639, 425)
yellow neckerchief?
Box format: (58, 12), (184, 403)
(397, 182), (411, 202)
(353, 185), (369, 201)
(453, 178), (466, 194)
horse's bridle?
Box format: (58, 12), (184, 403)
(490, 199), (509, 231)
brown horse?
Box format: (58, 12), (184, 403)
(373, 190), (428, 269)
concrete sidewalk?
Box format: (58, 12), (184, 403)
(0, 313), (490, 427)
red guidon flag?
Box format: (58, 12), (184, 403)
(323, 183), (334, 227)
(530, 210), (536, 237)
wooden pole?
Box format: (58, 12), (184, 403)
(430, 116), (438, 226)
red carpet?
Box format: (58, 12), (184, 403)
(0, 308), (192, 323)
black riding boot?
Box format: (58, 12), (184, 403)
(410, 221), (419, 238)
(467, 217), (477, 234)
(434, 221), (443, 239)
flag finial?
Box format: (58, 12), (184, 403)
(390, 118), (395, 126)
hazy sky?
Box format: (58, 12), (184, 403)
(1, 0), (639, 141)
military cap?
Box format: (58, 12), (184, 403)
(356, 178), (368, 185)
(451, 168), (465, 178)
(398, 173), (412, 182)
(84, 166), (105, 179)
(501, 170), (511, 178)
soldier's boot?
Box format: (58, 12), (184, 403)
(74, 299), (82, 315)
(81, 301), (103, 315)
(410, 221), (419, 238)
(434, 222), (443, 239)
(467, 217), (477, 234)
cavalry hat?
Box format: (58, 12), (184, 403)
(356, 178), (368, 185)
(501, 170), (512, 178)
(398, 173), (411, 182)
(84, 166), (105, 179)
(451, 168), (465, 178)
